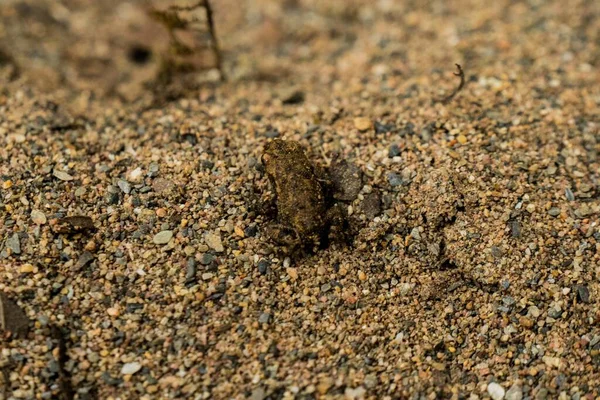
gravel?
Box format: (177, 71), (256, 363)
(488, 382), (505, 400)
(1, 0), (599, 398)
(152, 230), (173, 245)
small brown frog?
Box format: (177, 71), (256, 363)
(261, 139), (332, 250)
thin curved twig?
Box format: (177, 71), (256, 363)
(437, 63), (465, 104)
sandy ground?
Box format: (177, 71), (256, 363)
(1, 0), (600, 399)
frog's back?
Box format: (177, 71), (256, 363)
(264, 140), (327, 240)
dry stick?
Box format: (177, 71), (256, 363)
(437, 63), (465, 104)
(51, 325), (75, 400)
(203, 0), (225, 81)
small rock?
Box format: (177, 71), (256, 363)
(281, 89), (305, 105)
(264, 130), (280, 138)
(353, 117), (372, 132)
(152, 178), (174, 194)
(330, 158), (363, 201)
(250, 387), (266, 400)
(148, 163), (160, 177)
(287, 268), (298, 280)
(200, 253), (216, 266)
(505, 383), (523, 400)
(121, 362), (142, 375)
(128, 167), (143, 182)
(509, 220), (521, 238)
(528, 305), (541, 318)
(411, 227), (423, 242)
(362, 191), (382, 219)
(345, 386), (366, 400)
(153, 230), (173, 245)
(185, 259), (196, 283)
(205, 231), (224, 252)
(31, 210), (47, 225)
(117, 179), (132, 194)
(491, 246), (503, 258)
(535, 388), (548, 400)
(358, 270), (367, 281)
(548, 207), (560, 217)
(575, 285), (590, 303)
(53, 170), (74, 181)
(258, 313), (271, 324)
(374, 121), (394, 134)
(257, 259), (269, 275)
(565, 188), (574, 201)
(19, 264), (34, 273)
(107, 307), (120, 317)
(74, 251), (94, 271)
(6, 233), (21, 255)
(0, 293), (30, 338)
(244, 224), (258, 237)
(548, 306), (562, 319)
(388, 144), (401, 157)
(487, 382), (505, 400)
(53, 216), (94, 234)
(387, 172), (403, 187)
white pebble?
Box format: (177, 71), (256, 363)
(487, 382), (505, 400)
(121, 362), (142, 375)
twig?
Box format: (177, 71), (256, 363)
(203, 0), (226, 81)
(437, 63), (465, 104)
(50, 325), (75, 400)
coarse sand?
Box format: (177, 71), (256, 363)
(1, 0), (600, 399)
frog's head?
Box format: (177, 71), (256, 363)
(261, 139), (303, 169)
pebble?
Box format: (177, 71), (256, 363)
(345, 386), (366, 400)
(185, 258), (196, 283)
(257, 259), (269, 275)
(19, 264), (34, 273)
(528, 305), (541, 318)
(358, 270), (367, 281)
(353, 117), (372, 132)
(53, 169), (74, 181)
(121, 362), (142, 375)
(244, 224), (258, 237)
(387, 172), (403, 187)
(153, 230), (173, 245)
(0, 293), (30, 338)
(487, 382), (505, 400)
(6, 233), (21, 254)
(565, 188), (574, 201)
(388, 144), (401, 157)
(258, 313), (271, 324)
(330, 158), (363, 201)
(152, 178), (174, 194)
(117, 179), (132, 194)
(128, 167), (143, 182)
(205, 231), (224, 252)
(250, 387), (266, 400)
(31, 209), (47, 225)
(362, 192), (382, 219)
(200, 253), (216, 266)
(505, 383), (523, 400)
(575, 285), (590, 303)
(548, 306), (562, 319)
(281, 89), (305, 105)
(548, 207), (560, 217)
(74, 251), (94, 271)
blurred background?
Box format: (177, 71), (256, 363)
(0, 0), (598, 102)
